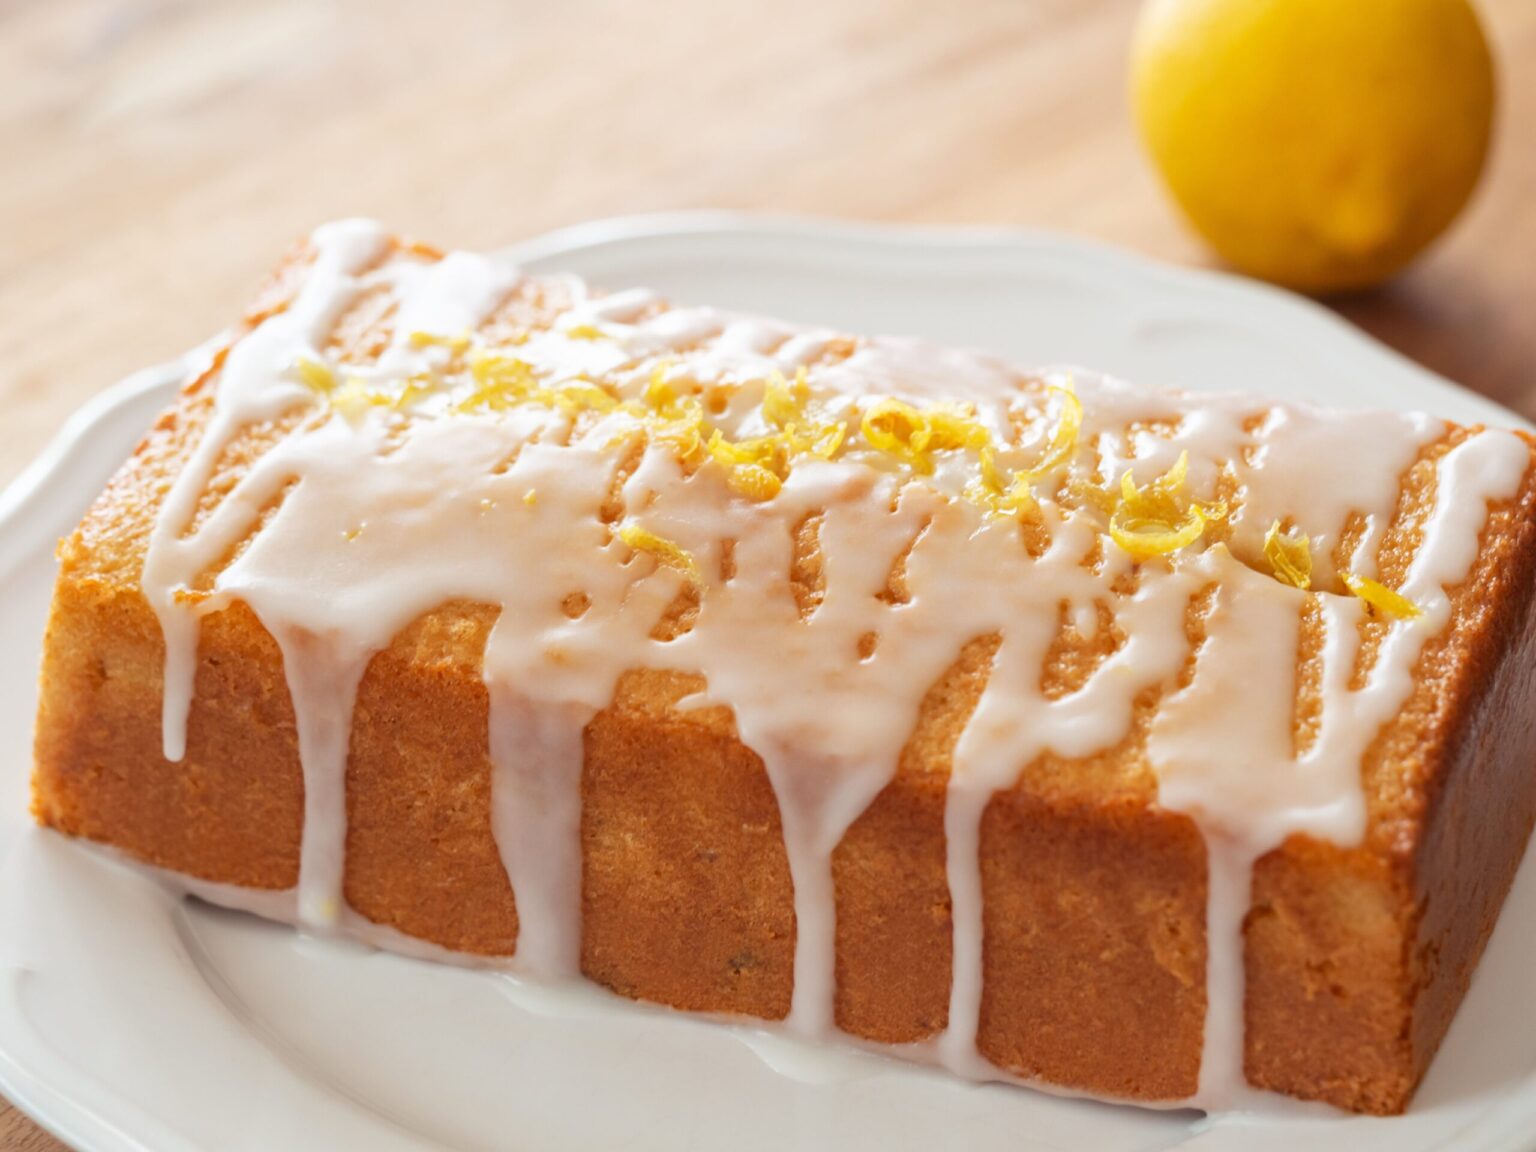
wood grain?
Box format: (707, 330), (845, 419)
(1, 0), (1531, 1146)
(0, 1099), (62, 1152)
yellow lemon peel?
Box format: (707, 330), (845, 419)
(860, 398), (990, 474)
(654, 405), (708, 468)
(330, 377), (393, 420)
(682, 369), (850, 501)
(1025, 384), (1084, 479)
(1343, 572), (1423, 620)
(617, 522), (701, 584)
(1065, 475), (1118, 516)
(761, 368), (810, 428)
(924, 406), (992, 453)
(861, 399), (942, 474)
(303, 355), (427, 419)
(393, 373), (436, 411)
(966, 450), (1039, 519)
(702, 418), (845, 500)
(640, 363), (684, 413)
(1263, 521), (1312, 590)
(459, 355), (537, 412)
(296, 357), (338, 394)
(621, 366), (709, 468)
(761, 369), (848, 461)
(1108, 451), (1226, 560)
(554, 379), (620, 414)
(455, 355), (627, 426)
(792, 419), (847, 459)
(706, 430), (787, 501)
(963, 386), (1081, 521)
(408, 331), (472, 355)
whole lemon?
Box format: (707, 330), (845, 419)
(1131, 0), (1496, 293)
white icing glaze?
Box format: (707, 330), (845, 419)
(137, 220), (1532, 1111)
(143, 218), (391, 763)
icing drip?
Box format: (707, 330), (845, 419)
(143, 219), (390, 763)
(1147, 553), (1311, 1104)
(656, 470), (947, 1035)
(486, 694), (589, 979)
(137, 219), (1532, 1107)
(272, 628), (370, 927)
(938, 529), (1202, 1076)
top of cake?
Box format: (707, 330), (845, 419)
(122, 220), (1532, 1104)
(142, 219), (1527, 808)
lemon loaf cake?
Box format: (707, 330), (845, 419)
(32, 222), (1536, 1115)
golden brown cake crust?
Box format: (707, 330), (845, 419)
(30, 237), (1536, 1115)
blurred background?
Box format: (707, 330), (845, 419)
(1, 0), (1532, 498)
(0, 0), (1531, 1145)
(2, 0), (1532, 490)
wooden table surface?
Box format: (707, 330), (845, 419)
(1, 0), (1532, 1146)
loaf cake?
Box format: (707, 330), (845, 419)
(31, 221), (1536, 1116)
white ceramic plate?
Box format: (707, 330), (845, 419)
(1, 214), (1533, 1152)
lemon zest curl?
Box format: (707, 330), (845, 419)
(965, 385), (1082, 520)
(1343, 572), (1423, 620)
(1264, 521), (1313, 590)
(408, 330), (472, 355)
(296, 357), (338, 394)
(617, 521), (702, 584)
(1108, 451), (1226, 560)
(861, 398), (987, 475)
